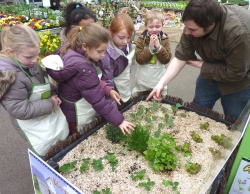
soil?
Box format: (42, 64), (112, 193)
(57, 100), (241, 194)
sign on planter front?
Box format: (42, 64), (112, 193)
(229, 158), (250, 194)
(28, 149), (83, 194)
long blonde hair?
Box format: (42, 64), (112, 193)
(61, 23), (111, 56)
(0, 24), (40, 57)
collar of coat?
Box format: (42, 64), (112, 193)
(106, 42), (131, 60)
(140, 30), (168, 39)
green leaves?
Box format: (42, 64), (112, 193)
(130, 169), (146, 181)
(80, 158), (90, 172)
(200, 122), (209, 130)
(104, 153), (118, 171)
(93, 188), (111, 194)
(162, 180), (179, 191)
(138, 178), (155, 191)
(171, 103), (182, 115)
(190, 131), (203, 143)
(185, 161), (201, 174)
(58, 161), (77, 173)
(91, 158), (104, 171)
(105, 124), (125, 143)
(211, 134), (232, 149)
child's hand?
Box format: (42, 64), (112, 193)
(51, 95), (61, 108)
(110, 90), (121, 105)
(149, 35), (155, 46)
(119, 120), (135, 135)
(153, 35), (160, 48)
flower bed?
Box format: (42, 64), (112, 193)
(53, 97), (243, 194)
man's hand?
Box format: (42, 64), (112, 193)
(146, 82), (164, 101)
(110, 90), (121, 105)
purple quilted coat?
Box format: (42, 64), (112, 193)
(46, 49), (124, 126)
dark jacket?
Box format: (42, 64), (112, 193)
(135, 30), (172, 65)
(46, 49), (124, 126)
(175, 4), (250, 95)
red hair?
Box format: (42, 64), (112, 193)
(109, 13), (134, 38)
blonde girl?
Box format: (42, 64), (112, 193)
(96, 13), (135, 103)
(46, 23), (135, 135)
(0, 25), (69, 158)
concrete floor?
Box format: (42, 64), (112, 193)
(0, 41), (223, 194)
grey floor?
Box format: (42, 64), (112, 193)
(0, 42), (223, 194)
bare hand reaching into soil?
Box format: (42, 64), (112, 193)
(119, 120), (135, 135)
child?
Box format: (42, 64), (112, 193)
(132, 9), (172, 96)
(46, 23), (135, 135)
(60, 2), (96, 45)
(0, 25), (69, 158)
(96, 13), (135, 103)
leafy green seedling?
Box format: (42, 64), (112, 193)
(58, 161), (77, 173)
(154, 123), (165, 138)
(161, 106), (168, 113)
(152, 100), (160, 109)
(80, 158), (91, 172)
(211, 134), (232, 149)
(125, 123), (150, 153)
(91, 158), (104, 171)
(104, 153), (118, 171)
(144, 133), (177, 171)
(180, 113), (187, 117)
(138, 178), (155, 191)
(164, 114), (174, 127)
(105, 124), (125, 143)
(185, 161), (201, 174)
(162, 180), (179, 191)
(171, 103), (182, 115)
(130, 169), (146, 181)
(93, 191), (101, 194)
(209, 147), (222, 159)
(176, 142), (192, 157)
(93, 188), (111, 194)
(200, 122), (209, 130)
(191, 131), (203, 143)
(145, 116), (152, 124)
(129, 107), (144, 121)
(152, 116), (158, 120)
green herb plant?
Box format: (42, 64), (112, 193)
(154, 123), (165, 138)
(200, 122), (209, 130)
(80, 158), (91, 172)
(164, 113), (174, 127)
(144, 133), (178, 171)
(171, 103), (182, 115)
(105, 124), (125, 143)
(190, 131), (203, 143)
(58, 161), (77, 173)
(91, 157), (104, 171)
(125, 123), (150, 153)
(162, 180), (180, 193)
(138, 178), (155, 191)
(209, 147), (223, 159)
(176, 142), (192, 157)
(185, 161), (201, 174)
(129, 107), (144, 121)
(211, 134), (232, 148)
(104, 153), (118, 171)
(130, 169), (146, 181)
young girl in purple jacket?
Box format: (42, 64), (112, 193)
(96, 13), (135, 103)
(46, 23), (135, 135)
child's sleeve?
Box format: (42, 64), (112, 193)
(155, 37), (172, 64)
(100, 80), (113, 96)
(135, 37), (154, 65)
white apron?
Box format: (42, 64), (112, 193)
(114, 44), (135, 103)
(14, 59), (69, 157)
(59, 62), (101, 133)
(132, 36), (168, 96)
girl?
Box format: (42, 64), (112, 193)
(60, 2), (96, 45)
(0, 25), (69, 158)
(46, 23), (134, 135)
(132, 9), (172, 96)
(96, 13), (135, 103)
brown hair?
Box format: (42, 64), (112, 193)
(109, 13), (134, 38)
(145, 9), (165, 26)
(61, 23), (111, 56)
(0, 25), (40, 57)
(182, 0), (223, 29)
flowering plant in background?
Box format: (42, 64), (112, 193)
(38, 30), (61, 58)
